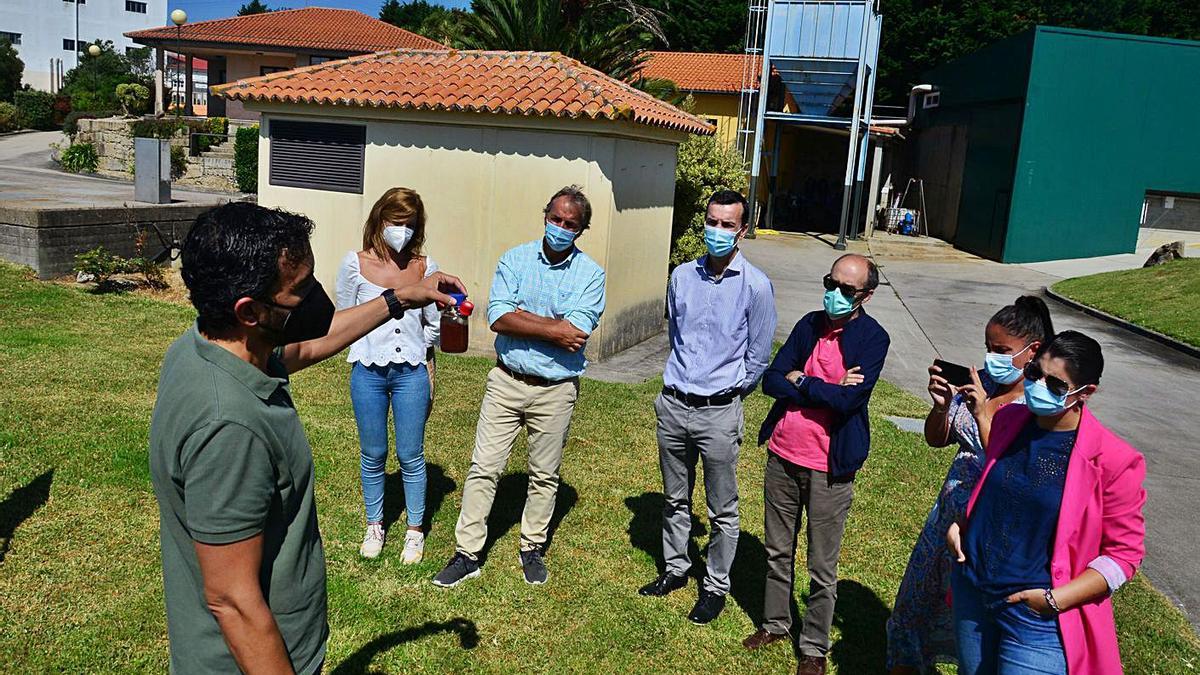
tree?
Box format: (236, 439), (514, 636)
(60, 40), (153, 112)
(0, 39), (23, 103)
(379, 0), (438, 31)
(462, 0), (665, 81)
(875, 0), (1200, 103)
(417, 8), (472, 47)
(237, 0), (271, 16)
(637, 0), (747, 53)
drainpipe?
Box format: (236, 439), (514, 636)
(908, 84), (935, 124)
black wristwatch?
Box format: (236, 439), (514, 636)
(381, 289), (405, 320)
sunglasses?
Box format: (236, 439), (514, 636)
(823, 274), (866, 298)
(1022, 360), (1074, 397)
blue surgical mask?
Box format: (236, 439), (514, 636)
(544, 221), (576, 252)
(823, 289), (855, 319)
(1023, 378), (1085, 417)
(704, 226), (738, 258)
(983, 343), (1033, 385)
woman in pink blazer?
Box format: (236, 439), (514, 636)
(946, 331), (1146, 674)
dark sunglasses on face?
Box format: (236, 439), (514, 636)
(1022, 360), (1073, 397)
(823, 274), (865, 298)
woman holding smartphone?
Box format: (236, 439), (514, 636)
(335, 187), (440, 563)
(886, 296), (1053, 674)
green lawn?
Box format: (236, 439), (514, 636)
(1052, 258), (1200, 348)
(0, 261), (1197, 673)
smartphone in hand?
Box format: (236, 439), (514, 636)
(933, 359), (973, 388)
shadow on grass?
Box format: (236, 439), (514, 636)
(624, 492), (704, 576)
(828, 579), (892, 673)
(478, 473), (578, 565)
(381, 463), (456, 534)
(330, 618), (479, 674)
(0, 468), (54, 563)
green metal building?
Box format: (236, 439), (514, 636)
(914, 26), (1200, 263)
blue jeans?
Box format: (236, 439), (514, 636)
(349, 362), (430, 527)
(951, 566), (1067, 674)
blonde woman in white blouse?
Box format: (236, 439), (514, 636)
(335, 187), (440, 563)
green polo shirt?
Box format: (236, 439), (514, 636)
(149, 324), (327, 674)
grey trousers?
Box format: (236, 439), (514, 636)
(654, 392), (743, 596)
(762, 451), (855, 656)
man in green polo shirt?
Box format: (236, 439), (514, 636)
(149, 202), (463, 674)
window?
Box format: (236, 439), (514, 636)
(269, 120), (365, 194)
(125, 0), (147, 13)
(922, 91), (940, 109)
(309, 55), (333, 65)
(63, 39), (76, 51)
(260, 66), (288, 76)
(0, 32), (20, 46)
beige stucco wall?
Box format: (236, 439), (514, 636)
(222, 53), (303, 121)
(253, 105), (684, 361)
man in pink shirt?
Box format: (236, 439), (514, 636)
(741, 254), (891, 675)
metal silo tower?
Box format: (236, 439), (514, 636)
(737, 0), (882, 249)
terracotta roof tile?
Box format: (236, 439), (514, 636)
(639, 51), (762, 94)
(126, 7), (442, 53)
(213, 49), (714, 136)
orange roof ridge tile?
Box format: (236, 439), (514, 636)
(211, 49), (714, 136)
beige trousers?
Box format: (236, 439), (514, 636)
(454, 367), (579, 557)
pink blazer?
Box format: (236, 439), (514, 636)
(965, 404), (1147, 675)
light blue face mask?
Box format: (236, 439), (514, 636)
(704, 226), (738, 258)
(1023, 378), (1085, 417)
(823, 288), (856, 319)
(983, 343), (1034, 385)
(544, 221), (577, 252)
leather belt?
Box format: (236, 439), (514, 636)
(497, 360), (572, 387)
(662, 385), (737, 408)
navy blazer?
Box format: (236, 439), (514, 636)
(758, 308), (891, 479)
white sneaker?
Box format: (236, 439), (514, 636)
(360, 523), (385, 559)
(402, 530), (425, 565)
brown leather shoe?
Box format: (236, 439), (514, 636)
(742, 628), (787, 650)
(796, 655), (827, 675)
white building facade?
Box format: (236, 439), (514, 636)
(1, 0), (167, 92)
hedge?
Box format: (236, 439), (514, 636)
(234, 125), (259, 193)
(14, 89), (57, 130)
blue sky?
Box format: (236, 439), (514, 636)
(173, 0), (469, 23)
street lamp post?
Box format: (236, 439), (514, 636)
(170, 9), (187, 118)
(87, 43), (101, 97)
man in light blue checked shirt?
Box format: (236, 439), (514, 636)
(638, 189), (777, 626)
(434, 186), (605, 589)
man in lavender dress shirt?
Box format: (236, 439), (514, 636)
(637, 190), (777, 625)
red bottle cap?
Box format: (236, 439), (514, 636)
(459, 299), (474, 316)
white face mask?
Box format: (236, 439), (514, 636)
(382, 225), (414, 253)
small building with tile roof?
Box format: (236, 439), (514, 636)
(212, 48), (715, 359)
(127, 7), (443, 119)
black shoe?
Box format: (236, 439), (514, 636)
(638, 572), (688, 597)
(431, 552), (481, 588)
(688, 589), (726, 625)
(520, 547), (548, 585)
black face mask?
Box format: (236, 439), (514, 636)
(259, 280), (336, 345)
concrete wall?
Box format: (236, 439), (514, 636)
(1004, 28), (1200, 262)
(0, 203), (213, 278)
(254, 106), (684, 360)
(1144, 193), (1200, 233)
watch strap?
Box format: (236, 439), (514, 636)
(382, 289), (405, 320)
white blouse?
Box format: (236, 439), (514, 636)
(335, 250), (440, 366)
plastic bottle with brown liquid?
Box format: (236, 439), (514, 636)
(440, 293), (472, 353)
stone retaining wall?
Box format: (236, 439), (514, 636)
(0, 202), (226, 278)
(74, 118), (239, 192)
